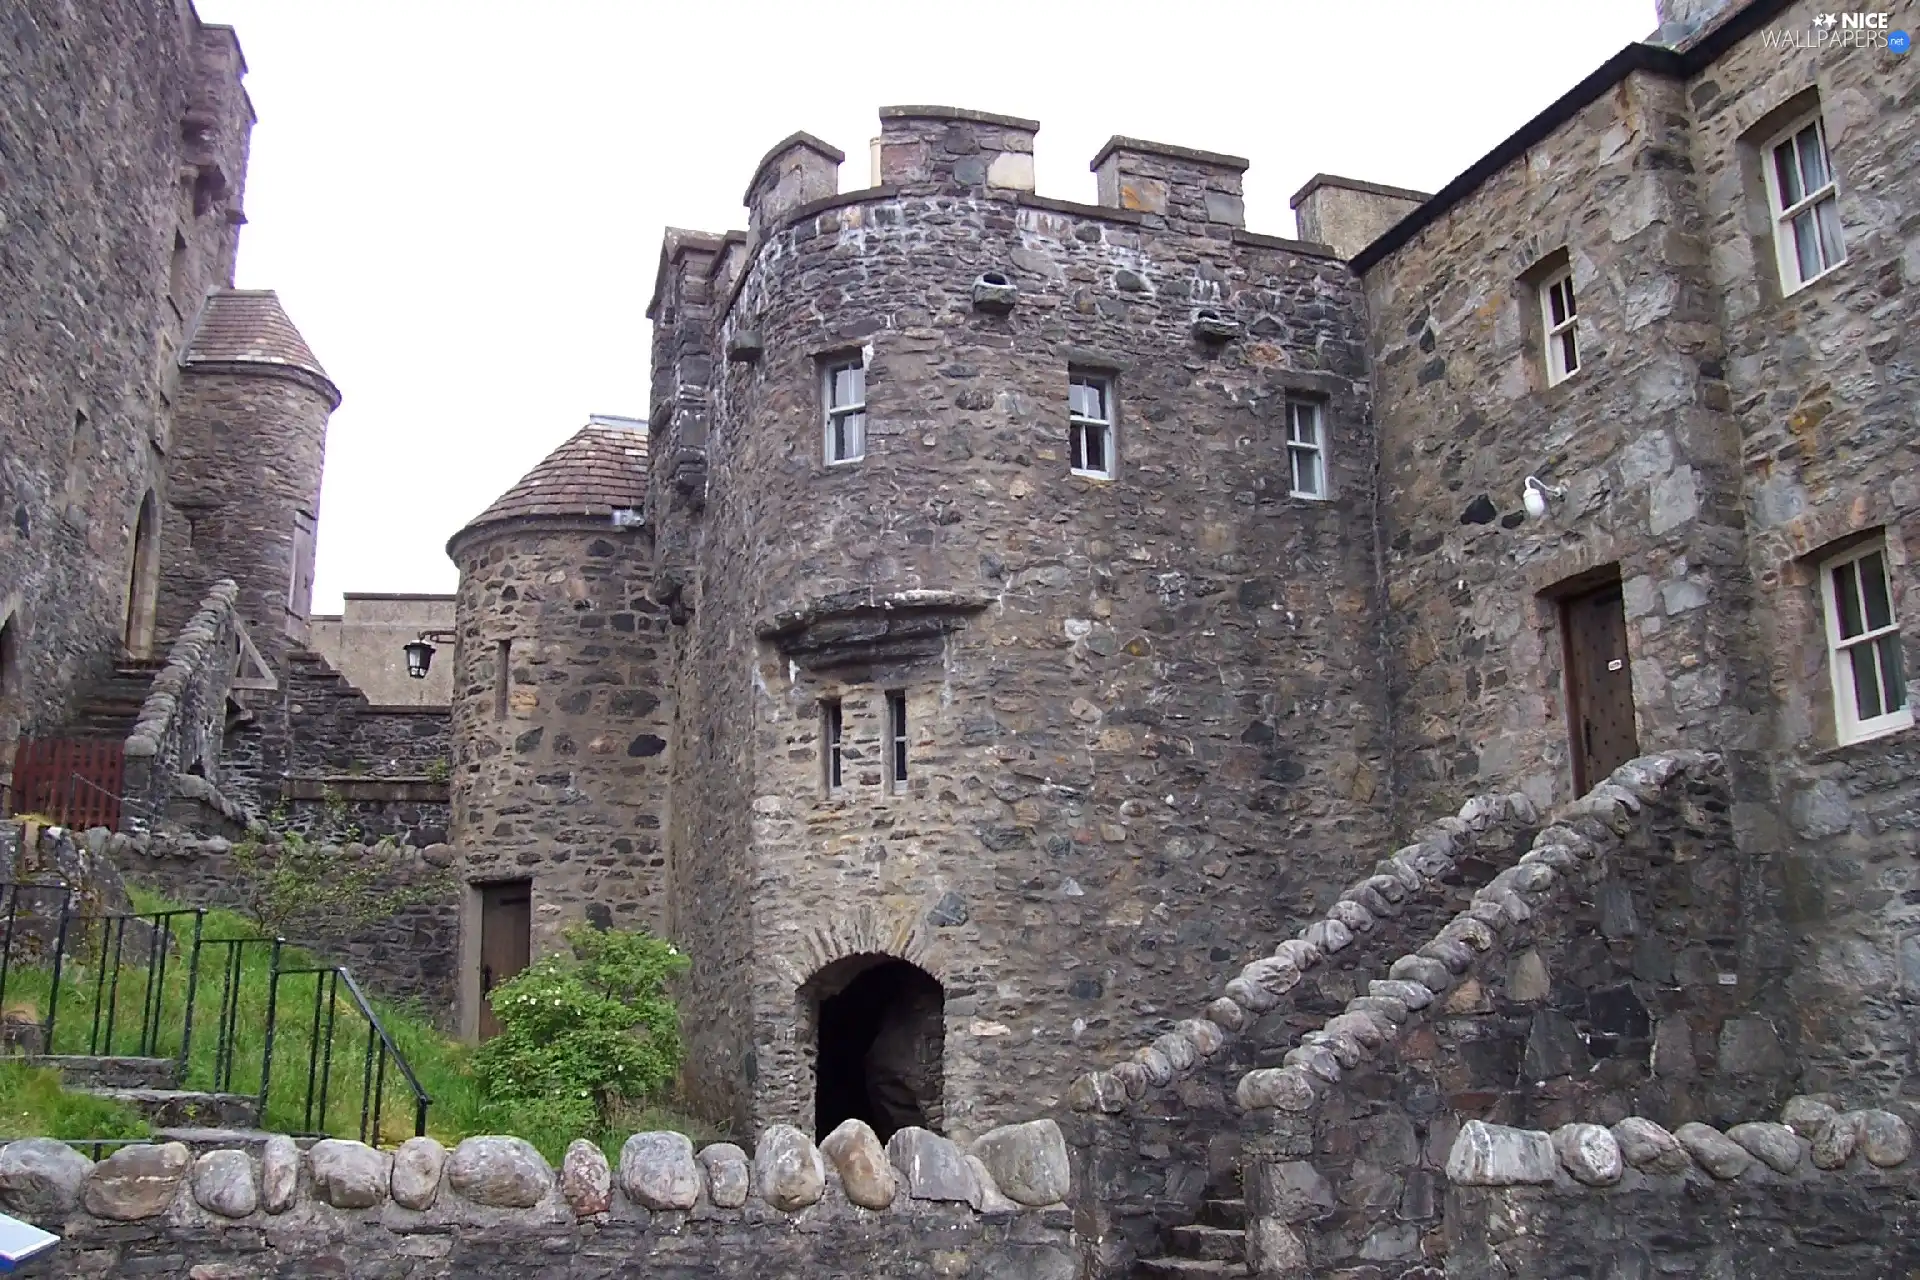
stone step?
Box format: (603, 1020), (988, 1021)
(1132, 1259), (1243, 1279)
(1165, 1225), (1244, 1261)
(29, 1054), (179, 1090)
(88, 1088), (260, 1129)
(1200, 1197), (1246, 1229)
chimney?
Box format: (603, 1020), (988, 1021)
(1289, 174), (1430, 261)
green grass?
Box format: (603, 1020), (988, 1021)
(0, 889), (718, 1160)
(0, 1060), (149, 1142)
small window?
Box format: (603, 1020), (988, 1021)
(1285, 399), (1327, 499)
(1820, 539), (1910, 744)
(822, 698), (845, 793)
(1069, 373), (1113, 479)
(0, 614), (19, 708)
(288, 511), (317, 615)
(823, 360), (866, 464)
(493, 639), (511, 721)
(1540, 268), (1580, 386)
(1763, 114), (1845, 293)
(886, 690), (908, 793)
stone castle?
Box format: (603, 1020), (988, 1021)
(3, 0), (1918, 1273)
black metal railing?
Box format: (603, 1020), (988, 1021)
(0, 878), (430, 1146)
(264, 963), (430, 1146)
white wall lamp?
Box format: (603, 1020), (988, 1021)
(1523, 475), (1567, 521)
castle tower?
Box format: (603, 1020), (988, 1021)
(651, 109), (1394, 1140)
(445, 415), (671, 1041)
(163, 290), (339, 667)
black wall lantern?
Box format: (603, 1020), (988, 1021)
(404, 630), (458, 680)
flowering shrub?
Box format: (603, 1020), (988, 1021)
(472, 923), (688, 1137)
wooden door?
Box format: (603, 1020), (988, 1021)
(1563, 584), (1639, 794)
(477, 880), (531, 1041)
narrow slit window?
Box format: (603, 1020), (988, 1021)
(493, 639), (511, 721)
(1286, 398), (1327, 499)
(824, 360), (866, 464)
(1541, 268), (1580, 385)
(1764, 114), (1845, 293)
(886, 690), (908, 793)
(822, 698), (845, 793)
(1069, 373), (1114, 479)
(1820, 540), (1910, 744)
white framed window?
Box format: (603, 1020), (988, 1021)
(1285, 398), (1327, 499)
(1820, 539), (1910, 744)
(821, 698), (845, 793)
(1540, 268), (1580, 386)
(823, 360), (866, 464)
(1762, 114), (1845, 293)
(1069, 373), (1113, 479)
(885, 690), (908, 793)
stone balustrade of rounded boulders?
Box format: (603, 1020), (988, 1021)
(1067, 782), (1551, 1114)
(0, 1119), (1073, 1230)
(1446, 1097), (1918, 1191)
(1234, 751), (1721, 1117)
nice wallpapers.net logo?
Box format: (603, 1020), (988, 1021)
(1762, 13), (1912, 52)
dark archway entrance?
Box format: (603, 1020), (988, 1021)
(809, 955), (943, 1143)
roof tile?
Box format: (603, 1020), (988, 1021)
(457, 419), (650, 539)
(183, 289), (330, 380)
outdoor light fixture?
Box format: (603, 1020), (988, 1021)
(404, 630), (458, 680)
(1523, 475), (1567, 521)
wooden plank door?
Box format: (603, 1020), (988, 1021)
(477, 880), (532, 1041)
(1563, 584), (1640, 794)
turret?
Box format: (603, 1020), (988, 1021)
(443, 415), (670, 1041)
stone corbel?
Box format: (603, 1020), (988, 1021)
(757, 589), (992, 671)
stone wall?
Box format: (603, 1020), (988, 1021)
(1365, 66), (1760, 830)
(119, 825), (458, 1015)
(448, 520), (673, 1033)
(0, 1121), (1074, 1279)
(1445, 1110), (1920, 1278)
(657, 105), (1393, 1141)
(0, 0), (246, 751)
(223, 649), (451, 844)
(1690, 0), (1920, 1104)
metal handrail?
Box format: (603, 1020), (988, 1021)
(265, 959), (431, 1145)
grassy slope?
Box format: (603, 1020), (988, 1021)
(0, 890), (717, 1160)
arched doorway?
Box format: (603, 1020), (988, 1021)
(123, 492), (160, 658)
(807, 954), (943, 1143)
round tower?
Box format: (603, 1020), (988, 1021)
(444, 415), (669, 1041)
(167, 289), (339, 665)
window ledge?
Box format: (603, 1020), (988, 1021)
(1771, 256), (1851, 305)
(1069, 471), (1114, 483)
(1808, 718), (1918, 762)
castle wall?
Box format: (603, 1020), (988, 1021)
(1688, 8), (1920, 1100)
(1366, 70), (1761, 829)
(0, 0), (243, 751)
(448, 522), (672, 1032)
(310, 593), (458, 707)
(670, 115), (1393, 1139)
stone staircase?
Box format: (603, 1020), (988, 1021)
(64, 659), (166, 738)
(1133, 1195), (1246, 1277)
(26, 1053), (273, 1152)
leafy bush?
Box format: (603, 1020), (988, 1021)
(473, 924), (688, 1137)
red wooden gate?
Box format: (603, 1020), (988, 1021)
(5, 738), (124, 830)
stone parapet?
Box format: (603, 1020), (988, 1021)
(0, 1124), (1075, 1278)
(1445, 1106), (1920, 1276)
(122, 579), (245, 828)
(876, 104), (1038, 193)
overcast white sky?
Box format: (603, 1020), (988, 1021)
(198, 0), (1661, 611)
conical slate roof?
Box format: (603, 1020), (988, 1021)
(183, 289), (332, 384)
(453, 415), (649, 547)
